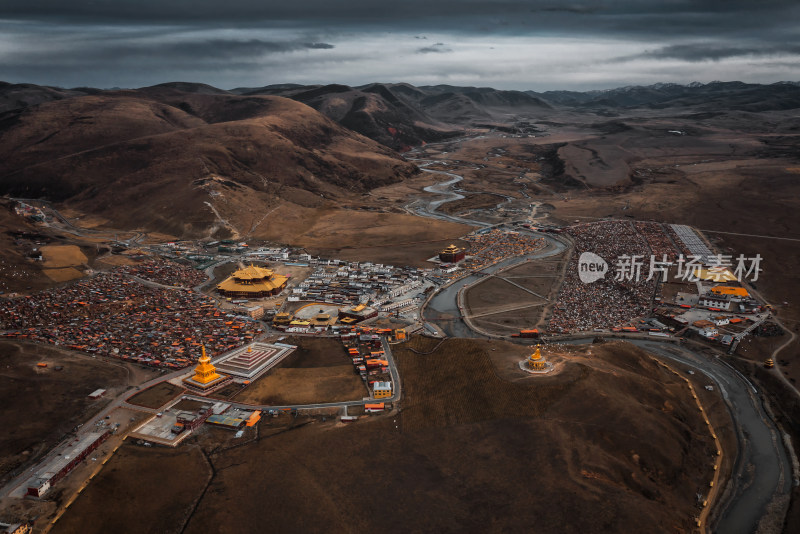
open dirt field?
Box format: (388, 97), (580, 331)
(39, 245), (88, 269)
(41, 267), (84, 283)
(234, 336), (367, 405)
(466, 253), (568, 334)
(0, 341), (136, 483)
(92, 253), (139, 269)
(466, 276), (548, 330)
(38, 243), (104, 284)
(438, 192), (506, 215)
(48, 336), (730, 534)
(235, 366), (366, 405)
(253, 204), (473, 267)
(277, 336), (354, 368)
(51, 443), (210, 534)
(126, 382), (184, 410)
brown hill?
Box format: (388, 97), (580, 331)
(236, 83), (461, 150)
(0, 200), (64, 292)
(0, 81), (95, 114)
(51, 338), (724, 534)
(0, 88), (417, 238)
(236, 82), (553, 149)
(534, 81), (800, 111)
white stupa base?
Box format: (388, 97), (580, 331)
(519, 360), (554, 374)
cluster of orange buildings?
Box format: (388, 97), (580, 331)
(634, 222), (681, 261)
(0, 269), (262, 368)
(117, 259), (209, 288)
(341, 330), (393, 392)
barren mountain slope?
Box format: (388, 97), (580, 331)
(0, 90), (417, 238)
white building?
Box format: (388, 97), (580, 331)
(698, 295), (731, 311)
(699, 327), (718, 338)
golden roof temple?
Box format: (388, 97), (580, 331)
(216, 264), (288, 298)
(439, 243), (466, 263)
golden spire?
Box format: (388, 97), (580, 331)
(187, 344), (222, 385)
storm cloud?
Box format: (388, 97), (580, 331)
(621, 43), (800, 63)
(416, 43), (452, 54)
(1, 1), (799, 89)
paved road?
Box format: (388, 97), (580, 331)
(630, 340), (793, 534)
(425, 256), (793, 533)
(424, 235), (568, 338)
(407, 164), (793, 532)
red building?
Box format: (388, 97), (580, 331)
(439, 244), (466, 263)
(26, 430), (111, 497)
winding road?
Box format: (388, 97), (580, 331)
(632, 340), (793, 534)
(424, 236), (567, 338)
(410, 153), (794, 534)
(5, 144), (794, 532)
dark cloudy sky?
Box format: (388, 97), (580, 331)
(2, 1), (799, 90)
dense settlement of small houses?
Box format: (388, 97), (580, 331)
(0, 260), (261, 369)
(549, 221), (672, 332)
(116, 259), (209, 287)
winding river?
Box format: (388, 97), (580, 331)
(410, 154), (794, 533)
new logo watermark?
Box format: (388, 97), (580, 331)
(577, 253), (763, 284)
(578, 252), (608, 284)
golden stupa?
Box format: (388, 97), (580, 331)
(183, 345), (228, 391)
(527, 345), (548, 371)
(519, 344), (552, 374)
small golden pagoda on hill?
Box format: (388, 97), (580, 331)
(520, 344), (553, 374)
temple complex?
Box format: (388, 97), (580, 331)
(439, 244), (466, 263)
(216, 264), (288, 299)
(214, 341), (296, 380)
(338, 302), (378, 324)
